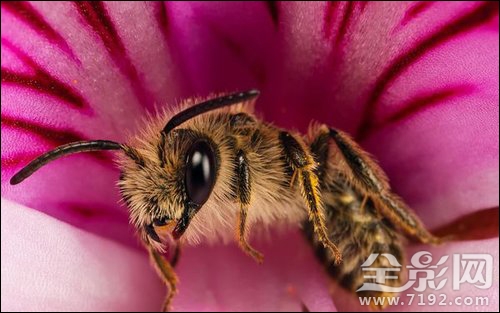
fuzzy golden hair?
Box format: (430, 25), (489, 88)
(118, 97), (307, 249)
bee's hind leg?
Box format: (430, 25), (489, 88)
(312, 125), (442, 245)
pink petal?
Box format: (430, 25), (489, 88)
(1, 2), (498, 312)
(165, 1), (499, 230)
(2, 1), (497, 242)
(0, 198), (163, 311)
(1, 1), (184, 245)
(356, 2), (499, 228)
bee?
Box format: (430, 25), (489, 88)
(10, 89), (442, 311)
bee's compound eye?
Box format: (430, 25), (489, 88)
(185, 140), (216, 206)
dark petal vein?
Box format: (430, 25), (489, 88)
(74, 1), (155, 111)
(357, 1), (499, 139)
(1, 115), (113, 168)
(156, 2), (169, 43)
(401, 1), (435, 26)
(324, 1), (339, 38)
(1, 39), (88, 110)
(1, 1), (79, 62)
(266, 1), (279, 29)
(361, 85), (474, 139)
(65, 202), (126, 219)
(207, 23), (267, 85)
(2, 115), (84, 145)
(358, 1), (368, 13)
(335, 1), (355, 46)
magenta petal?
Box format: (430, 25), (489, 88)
(1, 1), (185, 245)
(356, 2), (499, 228)
(1, 2), (498, 312)
(0, 198), (163, 311)
(2, 1), (497, 241)
(164, 2), (499, 230)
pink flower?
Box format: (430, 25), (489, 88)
(1, 1), (498, 311)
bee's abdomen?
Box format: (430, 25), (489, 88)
(304, 184), (405, 303)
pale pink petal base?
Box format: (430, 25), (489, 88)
(0, 198), (164, 312)
(1, 198), (336, 312)
(399, 239), (499, 312)
(174, 231), (337, 312)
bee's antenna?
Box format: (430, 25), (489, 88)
(162, 89), (260, 135)
(10, 140), (128, 185)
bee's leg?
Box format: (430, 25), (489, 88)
(148, 247), (178, 312)
(376, 192), (443, 244)
(312, 126), (441, 244)
(237, 204), (264, 263)
(279, 131), (342, 264)
(235, 149), (264, 263)
(328, 127), (391, 194)
(171, 242), (182, 268)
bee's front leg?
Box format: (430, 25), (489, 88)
(234, 149), (264, 263)
(170, 241), (182, 268)
(147, 246), (178, 312)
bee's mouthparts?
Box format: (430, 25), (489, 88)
(172, 202), (200, 239)
(145, 223), (161, 243)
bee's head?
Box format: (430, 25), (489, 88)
(10, 90), (259, 250)
(118, 127), (220, 250)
